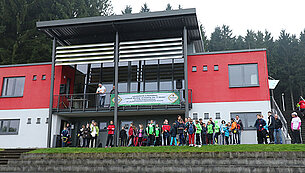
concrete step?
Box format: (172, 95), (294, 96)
(8, 158), (305, 167)
(1, 164), (305, 173)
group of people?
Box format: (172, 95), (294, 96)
(61, 110), (302, 147)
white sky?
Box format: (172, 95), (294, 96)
(111, 0), (305, 39)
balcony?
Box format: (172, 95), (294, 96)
(53, 89), (192, 114)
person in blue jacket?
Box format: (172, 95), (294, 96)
(170, 122), (177, 146)
(61, 127), (69, 147)
(223, 124), (230, 145)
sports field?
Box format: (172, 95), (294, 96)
(29, 144), (305, 153)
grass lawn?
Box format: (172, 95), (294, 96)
(29, 144), (305, 154)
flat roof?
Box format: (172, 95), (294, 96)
(36, 8), (203, 52)
(0, 62), (52, 68)
(188, 48), (267, 56)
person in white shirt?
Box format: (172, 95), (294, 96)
(96, 83), (106, 108)
(291, 112), (302, 144)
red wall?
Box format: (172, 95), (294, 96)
(188, 50), (270, 103)
(0, 64), (75, 110)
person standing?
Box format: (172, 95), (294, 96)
(90, 122), (99, 148)
(214, 120), (220, 144)
(195, 120), (202, 147)
(106, 121), (115, 148)
(162, 119), (171, 146)
(170, 122), (177, 146)
(254, 114), (266, 144)
(187, 119), (195, 146)
(147, 120), (156, 146)
(298, 98), (305, 117)
(274, 114), (283, 144)
(267, 111), (276, 144)
(177, 119), (185, 146)
(138, 124), (144, 147)
(291, 112), (302, 144)
(199, 119), (207, 145)
(207, 121), (214, 145)
(230, 118), (238, 144)
(96, 83), (106, 108)
(83, 123), (91, 147)
(128, 124), (134, 147)
(235, 115), (243, 144)
(119, 126), (127, 147)
(220, 120), (226, 145)
(78, 125), (85, 147)
(155, 124), (161, 146)
(61, 127), (69, 147)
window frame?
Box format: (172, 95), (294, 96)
(0, 119), (20, 135)
(192, 66), (197, 72)
(215, 112), (221, 119)
(1, 76), (26, 97)
(204, 112), (209, 120)
(203, 65), (208, 72)
(192, 112), (198, 120)
(228, 63), (259, 88)
(214, 65), (219, 71)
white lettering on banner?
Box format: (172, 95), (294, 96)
(111, 92), (179, 106)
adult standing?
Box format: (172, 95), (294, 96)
(274, 114), (283, 144)
(230, 118), (238, 144)
(90, 122), (99, 148)
(254, 114), (266, 144)
(105, 121), (115, 148)
(235, 115), (244, 144)
(267, 111), (276, 144)
(83, 123), (91, 147)
(96, 83), (106, 108)
(291, 112), (302, 144)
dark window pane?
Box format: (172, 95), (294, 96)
(0, 121), (9, 132)
(9, 120), (19, 132)
(229, 64), (259, 87)
(203, 65), (208, 71)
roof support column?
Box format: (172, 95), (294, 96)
(114, 31), (119, 146)
(183, 26), (189, 118)
(48, 38), (56, 148)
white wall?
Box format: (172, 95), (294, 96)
(0, 108), (49, 148)
(50, 114), (64, 147)
(190, 100), (271, 144)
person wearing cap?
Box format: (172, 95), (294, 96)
(291, 112), (302, 144)
(96, 83), (106, 108)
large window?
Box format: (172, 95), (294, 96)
(0, 119), (20, 135)
(230, 112), (260, 129)
(228, 64), (259, 87)
(2, 77), (25, 97)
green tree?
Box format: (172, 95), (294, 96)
(140, 3), (150, 13)
(199, 24), (208, 51)
(122, 5), (132, 14)
(208, 25), (235, 51)
(166, 3), (172, 11)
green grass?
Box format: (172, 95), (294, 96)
(29, 144), (305, 154)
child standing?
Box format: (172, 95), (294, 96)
(106, 121), (115, 148)
(138, 124), (144, 147)
(61, 127), (69, 147)
(177, 119), (185, 146)
(170, 122), (177, 146)
(201, 122), (207, 145)
(119, 126), (127, 147)
(214, 120), (220, 144)
(187, 119), (195, 146)
(223, 124), (230, 145)
(128, 123), (134, 147)
(195, 120), (202, 147)
(162, 119), (171, 146)
(207, 121), (214, 145)
(155, 124), (161, 146)
(147, 120), (155, 146)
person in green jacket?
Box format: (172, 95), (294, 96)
(90, 122), (99, 148)
(214, 120), (220, 144)
(195, 120), (202, 147)
(207, 121), (214, 145)
(155, 124), (161, 146)
(146, 120), (155, 146)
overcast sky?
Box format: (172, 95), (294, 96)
(111, 0), (305, 39)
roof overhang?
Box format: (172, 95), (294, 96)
(36, 8), (203, 52)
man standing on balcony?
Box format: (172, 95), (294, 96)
(96, 83), (106, 108)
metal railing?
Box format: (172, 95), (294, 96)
(53, 89), (192, 113)
(271, 97), (291, 144)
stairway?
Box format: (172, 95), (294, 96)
(1, 152), (305, 172)
(0, 149), (35, 166)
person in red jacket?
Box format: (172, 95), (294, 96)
(298, 98), (305, 116)
(105, 121), (115, 148)
(162, 119), (171, 146)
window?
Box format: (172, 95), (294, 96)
(1, 77), (25, 97)
(99, 122), (107, 130)
(193, 112), (198, 120)
(33, 75), (37, 81)
(204, 113), (209, 120)
(216, 112), (221, 119)
(203, 65), (208, 72)
(0, 119), (20, 135)
(228, 64), (259, 87)
(214, 65), (219, 71)
(27, 118), (31, 124)
(230, 112), (261, 129)
(36, 118), (41, 124)
(192, 66), (197, 72)
(42, 75), (46, 80)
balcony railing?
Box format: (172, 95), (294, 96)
(53, 89), (192, 113)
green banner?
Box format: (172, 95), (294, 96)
(110, 91), (180, 107)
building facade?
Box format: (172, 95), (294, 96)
(0, 9), (271, 148)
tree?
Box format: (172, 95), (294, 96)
(140, 3), (150, 13)
(122, 5), (132, 14)
(199, 24), (208, 51)
(166, 3), (172, 11)
(208, 25), (235, 51)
